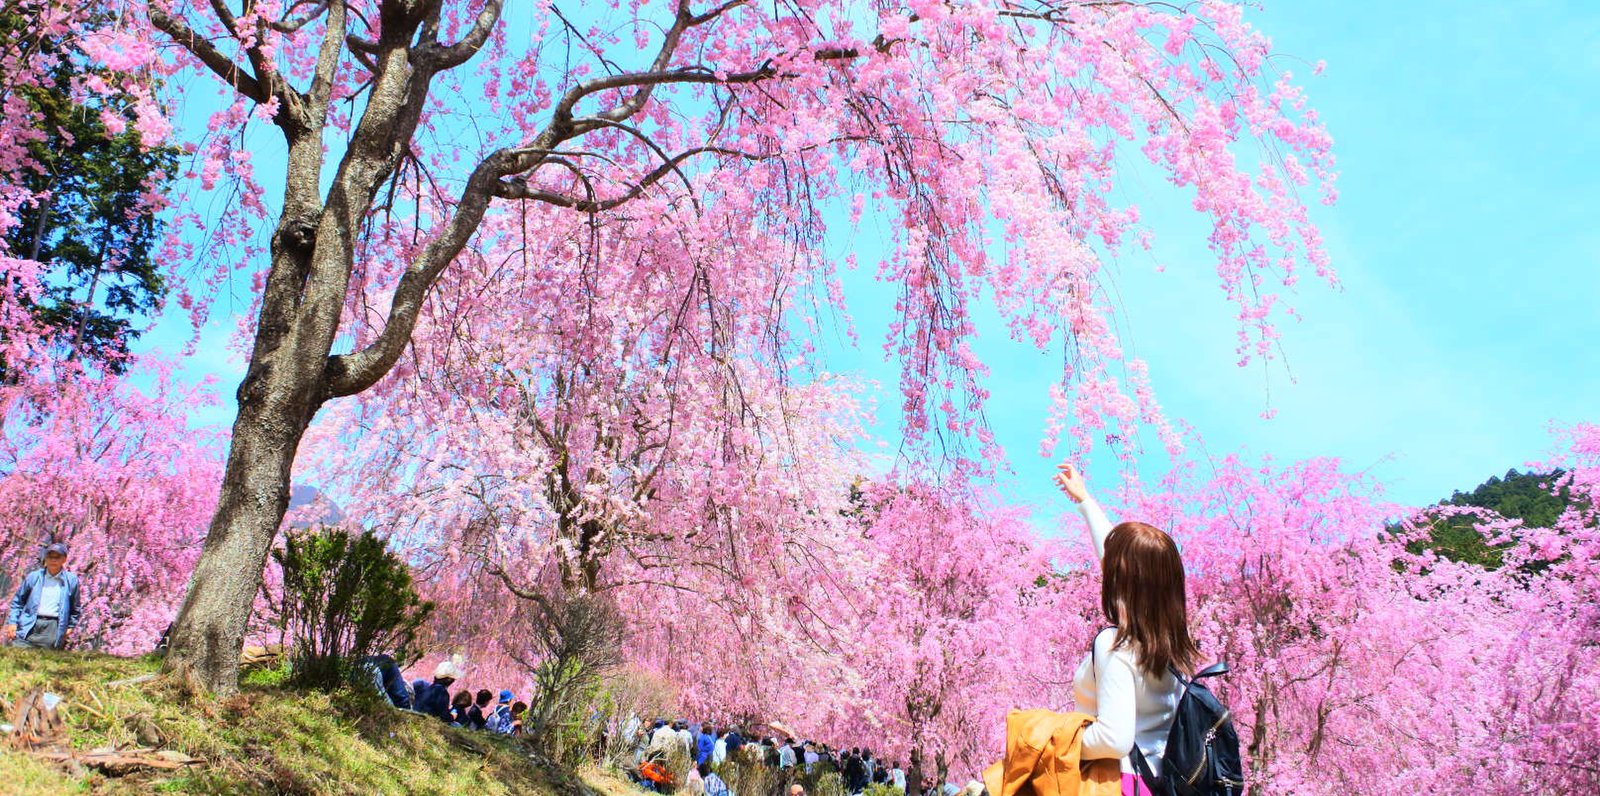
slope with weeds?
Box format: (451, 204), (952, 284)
(0, 649), (623, 795)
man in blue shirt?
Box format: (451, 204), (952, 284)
(5, 543), (82, 649)
(696, 722), (716, 766)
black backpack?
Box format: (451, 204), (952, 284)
(1091, 631), (1245, 796)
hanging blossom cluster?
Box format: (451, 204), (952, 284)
(1083, 436), (1600, 795)
(108, 0), (1339, 468)
(295, 187), (888, 726)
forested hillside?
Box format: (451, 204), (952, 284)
(1409, 469), (1572, 568)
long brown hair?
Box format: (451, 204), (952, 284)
(1101, 521), (1199, 679)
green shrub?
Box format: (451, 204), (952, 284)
(811, 772), (848, 796)
(721, 756), (788, 796)
(270, 526), (435, 690)
(513, 591), (625, 764)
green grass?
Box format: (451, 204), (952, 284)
(0, 648), (620, 795)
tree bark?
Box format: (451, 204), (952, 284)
(163, 328), (325, 692)
(907, 747), (924, 796)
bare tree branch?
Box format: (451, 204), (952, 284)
(322, 150), (510, 396)
(268, 0), (332, 32)
(344, 35), (380, 74)
(206, 0), (242, 35)
(149, 7), (267, 103)
(555, 64), (776, 139)
(428, 0), (504, 69)
(491, 145), (762, 211)
(306, 0), (346, 111)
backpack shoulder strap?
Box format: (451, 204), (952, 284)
(1088, 626), (1116, 671)
(1092, 628), (1169, 795)
(1167, 660), (1228, 687)
(1128, 746), (1168, 796)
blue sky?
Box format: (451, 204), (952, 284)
(139, 1), (1600, 528)
(809, 1), (1600, 528)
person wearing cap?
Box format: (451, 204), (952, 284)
(5, 542), (82, 650)
(485, 689), (514, 733)
(415, 658), (462, 723)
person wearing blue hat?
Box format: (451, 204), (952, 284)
(487, 689), (515, 734)
(5, 542), (82, 649)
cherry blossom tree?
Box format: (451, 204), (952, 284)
(110, 0), (1334, 693)
(0, 0), (219, 654)
(840, 478), (1072, 781)
(0, 366), (223, 654)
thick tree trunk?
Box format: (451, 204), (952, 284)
(163, 365), (319, 692)
(163, 208), (338, 692)
(907, 747), (923, 796)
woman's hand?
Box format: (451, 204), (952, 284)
(1054, 462), (1090, 504)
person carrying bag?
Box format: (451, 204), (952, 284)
(1055, 464), (1243, 796)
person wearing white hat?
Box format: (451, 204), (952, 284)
(415, 657), (463, 723)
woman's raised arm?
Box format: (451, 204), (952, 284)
(1055, 462), (1114, 560)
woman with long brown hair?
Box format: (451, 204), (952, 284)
(1055, 463), (1199, 796)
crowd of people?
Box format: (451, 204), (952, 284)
(359, 655), (527, 735)
(356, 654), (951, 796)
(7, 543), (955, 796)
(350, 645), (971, 796)
(626, 717), (951, 796)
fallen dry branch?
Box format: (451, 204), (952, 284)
(105, 673), (159, 688)
(30, 746), (202, 776)
(5, 684), (202, 777)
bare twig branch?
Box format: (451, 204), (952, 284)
(268, 0), (332, 33)
(491, 145), (764, 210)
(148, 8), (267, 103)
(428, 0), (504, 69)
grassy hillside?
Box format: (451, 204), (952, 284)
(0, 648), (624, 795)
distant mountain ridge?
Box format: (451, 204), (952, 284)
(287, 484), (345, 528)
